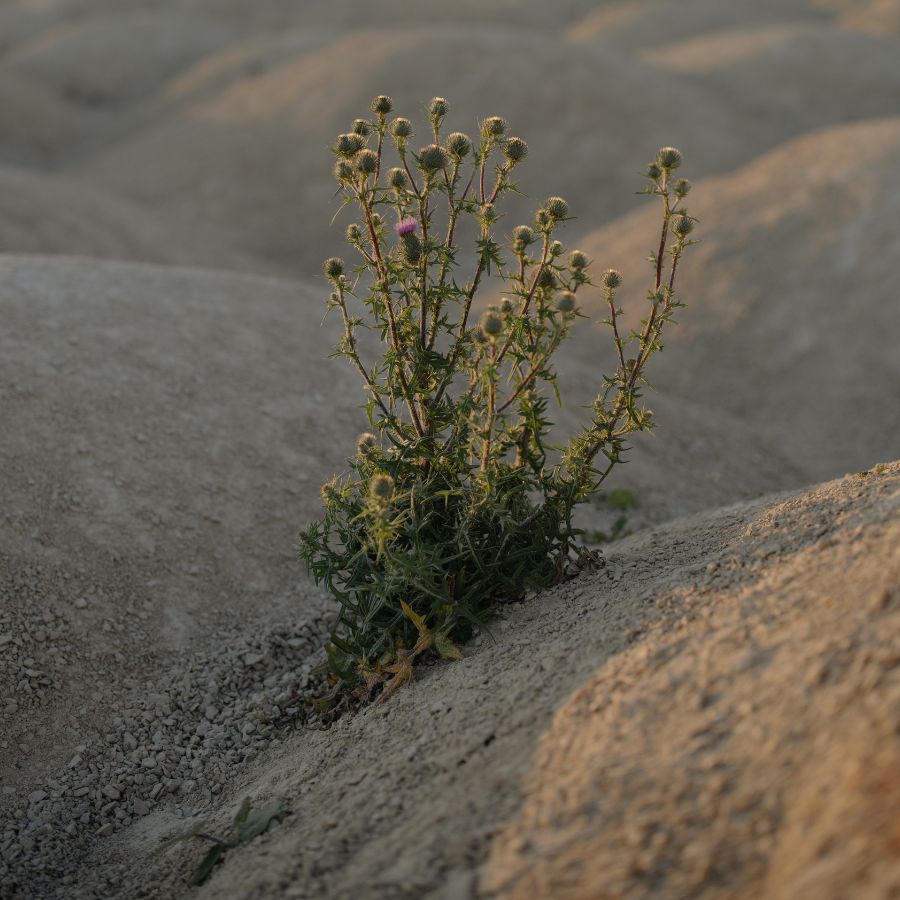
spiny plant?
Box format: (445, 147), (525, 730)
(299, 95), (697, 704)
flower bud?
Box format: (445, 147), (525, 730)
(357, 432), (377, 455)
(417, 143), (450, 172)
(674, 178), (691, 196)
(673, 215), (694, 237)
(388, 167), (408, 190)
(556, 291), (577, 313)
(535, 208), (551, 228)
(368, 473), (394, 500)
(549, 240), (564, 257)
(512, 225), (534, 246)
(400, 232), (422, 264)
(333, 159), (354, 182)
(346, 223), (361, 242)
(538, 268), (557, 290)
(356, 148), (378, 175)
(445, 132), (472, 159)
(323, 257), (344, 280)
(371, 95), (393, 116)
(503, 136), (528, 164)
(481, 116), (508, 138)
(335, 133), (365, 157)
(428, 96), (449, 119)
(499, 297), (513, 314)
(321, 479), (341, 507)
(480, 310), (504, 337)
(390, 117), (412, 139)
(352, 118), (371, 136)
(545, 196), (569, 220)
(602, 269), (622, 289)
(645, 162), (662, 180)
(656, 146), (683, 170)
(569, 250), (588, 270)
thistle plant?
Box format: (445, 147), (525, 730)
(300, 95), (696, 703)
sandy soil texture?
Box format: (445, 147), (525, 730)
(1, 1), (899, 897)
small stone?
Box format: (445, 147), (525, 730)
(28, 790), (48, 803)
(73, 598), (88, 610)
(95, 823), (113, 838)
(101, 785), (121, 801)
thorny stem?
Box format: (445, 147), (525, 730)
(358, 184), (426, 438)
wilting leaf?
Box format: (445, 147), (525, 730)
(434, 633), (464, 661)
(399, 600), (428, 637)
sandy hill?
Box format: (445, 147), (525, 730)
(0, 167), (257, 268)
(1, 1), (899, 898)
(562, 117), (900, 501)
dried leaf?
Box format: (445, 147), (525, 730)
(434, 633), (464, 661)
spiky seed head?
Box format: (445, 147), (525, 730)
(656, 146), (683, 170)
(674, 178), (692, 196)
(321, 479), (341, 507)
(602, 268), (623, 289)
(480, 310), (504, 337)
(428, 96), (449, 119)
(323, 257), (344, 280)
(356, 432), (377, 455)
(356, 148), (378, 175)
(388, 167), (408, 190)
(512, 225), (534, 245)
(503, 136), (528, 163)
(545, 196), (570, 220)
(390, 117), (412, 138)
(556, 291), (577, 313)
(371, 95), (393, 115)
(549, 240), (564, 257)
(445, 132), (472, 158)
(335, 133), (365, 157)
(346, 223), (361, 242)
(371, 212), (383, 229)
(569, 250), (588, 270)
(535, 208), (551, 228)
(482, 116), (508, 137)
(352, 118), (372, 136)
(333, 159), (354, 182)
(538, 268), (557, 290)
(368, 473), (394, 500)
(499, 296), (513, 314)
(645, 162), (662, 180)
(418, 143), (450, 172)
(673, 214), (694, 237)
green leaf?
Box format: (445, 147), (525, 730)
(236, 801), (285, 844)
(191, 845), (225, 886)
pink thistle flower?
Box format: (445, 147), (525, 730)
(395, 217), (417, 237)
